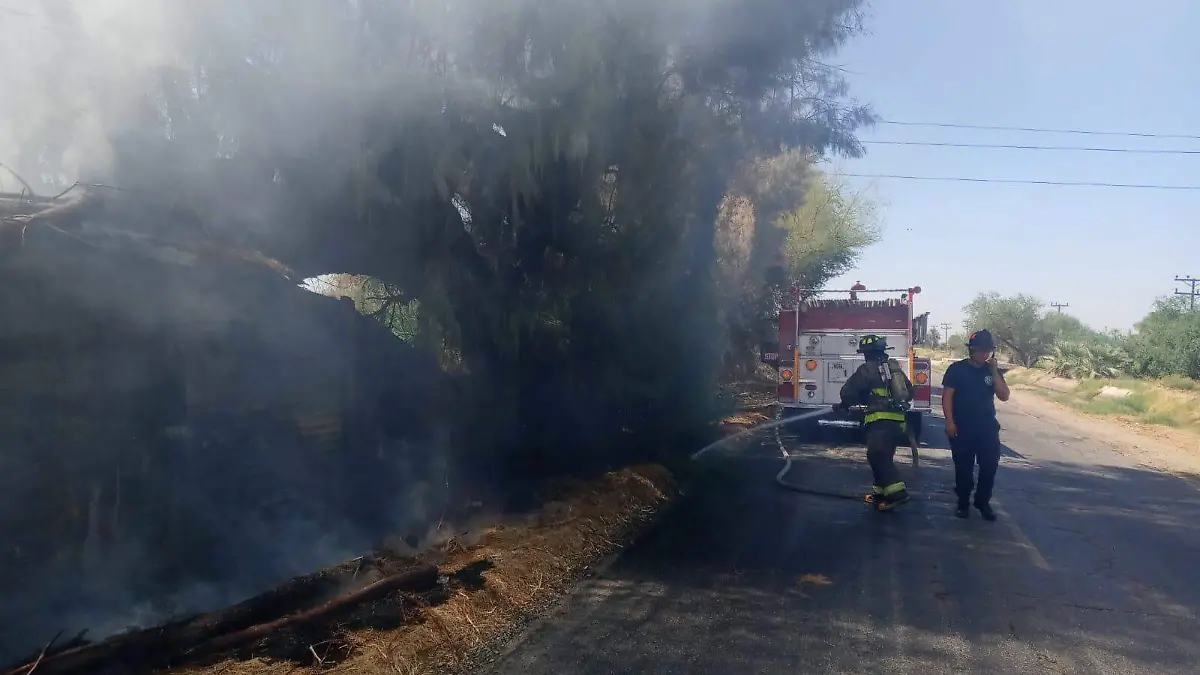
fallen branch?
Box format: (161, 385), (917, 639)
(0, 163), (37, 198)
(2, 191), (88, 225)
(191, 563), (439, 654)
(12, 631), (61, 675)
(1, 564), (439, 675)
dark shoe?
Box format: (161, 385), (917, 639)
(976, 503), (997, 521)
(954, 505), (969, 519)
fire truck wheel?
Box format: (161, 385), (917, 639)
(905, 411), (923, 445)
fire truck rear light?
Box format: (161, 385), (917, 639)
(805, 360), (818, 370)
(780, 368), (794, 380)
(914, 371), (929, 385)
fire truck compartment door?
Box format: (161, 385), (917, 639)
(818, 332), (860, 356)
(826, 359), (854, 383)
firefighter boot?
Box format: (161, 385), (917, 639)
(874, 482), (910, 512)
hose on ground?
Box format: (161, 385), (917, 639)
(774, 452), (866, 501)
(772, 408), (921, 502)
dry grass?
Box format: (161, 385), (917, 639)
(716, 393), (775, 441)
(1006, 367), (1200, 436)
(167, 465), (678, 675)
(720, 411), (773, 430)
(716, 368), (779, 434)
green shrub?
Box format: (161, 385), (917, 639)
(1041, 340), (1131, 380)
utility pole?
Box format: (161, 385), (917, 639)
(1049, 302), (1069, 314)
(935, 322), (952, 348)
(1175, 276), (1199, 311)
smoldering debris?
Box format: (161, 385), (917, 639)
(0, 489), (607, 675)
(1, 464), (677, 675)
(0, 553), (447, 675)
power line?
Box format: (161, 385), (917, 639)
(878, 120), (1200, 141)
(862, 139), (1200, 155)
(837, 173), (1200, 190)
(840, 171), (1200, 190)
(1175, 276), (1199, 311)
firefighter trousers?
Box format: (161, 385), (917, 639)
(950, 431), (1001, 507)
(865, 419), (905, 494)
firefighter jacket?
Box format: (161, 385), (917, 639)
(839, 360), (914, 425)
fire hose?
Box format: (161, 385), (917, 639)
(773, 405), (920, 501)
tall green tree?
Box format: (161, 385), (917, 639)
(1040, 312), (1090, 342)
(716, 159), (880, 378)
(18, 0), (878, 476)
(777, 171), (880, 289)
(944, 333), (966, 356)
(962, 292), (1053, 367)
(1126, 297), (1200, 379)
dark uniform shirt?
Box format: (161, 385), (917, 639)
(942, 359), (1000, 436)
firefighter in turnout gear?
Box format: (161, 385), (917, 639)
(838, 334), (915, 511)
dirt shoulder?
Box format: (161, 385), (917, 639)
(931, 363), (1200, 479)
(1004, 385), (1200, 478)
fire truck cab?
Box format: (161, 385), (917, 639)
(761, 284), (933, 442)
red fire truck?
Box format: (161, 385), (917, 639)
(762, 284), (932, 441)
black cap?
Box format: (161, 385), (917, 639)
(967, 329), (996, 350)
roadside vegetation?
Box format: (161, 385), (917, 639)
(2, 1), (883, 672)
(1003, 369), (1200, 432)
(931, 292), (1200, 434)
(7, 0), (884, 522)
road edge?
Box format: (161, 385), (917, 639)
(458, 485), (688, 674)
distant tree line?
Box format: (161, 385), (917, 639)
(948, 292), (1200, 382)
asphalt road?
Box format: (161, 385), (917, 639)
(476, 388), (1200, 674)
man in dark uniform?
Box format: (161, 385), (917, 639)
(838, 334), (914, 511)
(942, 329), (1011, 521)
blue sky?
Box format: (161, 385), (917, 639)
(825, 0), (1200, 333)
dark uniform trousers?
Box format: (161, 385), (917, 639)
(865, 419), (905, 491)
(950, 427), (1001, 507)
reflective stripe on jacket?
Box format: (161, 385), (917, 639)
(864, 387), (906, 425)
